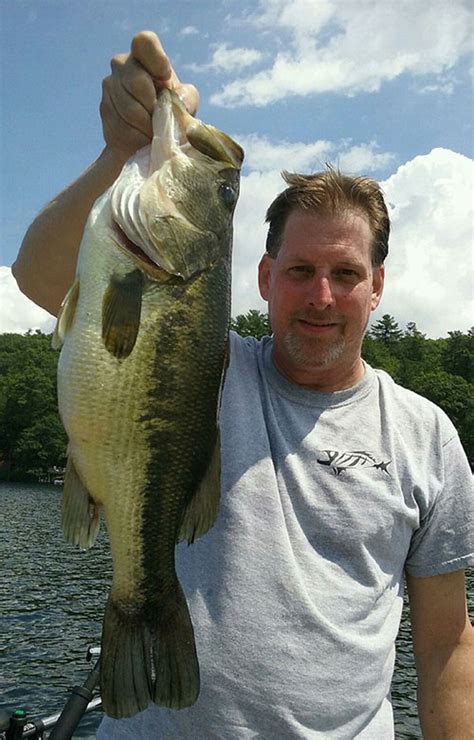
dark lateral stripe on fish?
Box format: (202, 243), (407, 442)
(133, 264), (230, 706)
(139, 266), (229, 597)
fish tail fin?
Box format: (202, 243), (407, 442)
(152, 582), (200, 709)
(100, 598), (153, 718)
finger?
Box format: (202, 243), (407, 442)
(111, 54), (157, 115)
(130, 31), (173, 83)
(102, 77), (153, 142)
(104, 72), (153, 138)
(175, 83), (200, 117)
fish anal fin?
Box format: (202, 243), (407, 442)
(62, 454), (100, 549)
(52, 279), (80, 349)
(178, 434), (221, 545)
(102, 269), (143, 359)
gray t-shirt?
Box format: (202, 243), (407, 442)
(98, 332), (474, 739)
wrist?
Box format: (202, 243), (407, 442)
(97, 145), (131, 178)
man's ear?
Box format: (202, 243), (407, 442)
(371, 264), (384, 311)
(258, 254), (272, 301)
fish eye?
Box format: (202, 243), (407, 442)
(218, 182), (237, 209)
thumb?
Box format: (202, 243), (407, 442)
(175, 83), (200, 116)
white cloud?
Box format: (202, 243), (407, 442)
(415, 77), (456, 96)
(179, 26), (199, 36)
(238, 134), (332, 172)
(378, 148), (474, 337)
(186, 43), (263, 74)
(335, 142), (396, 174)
(232, 170), (283, 316)
(0, 267), (56, 334)
(211, 0), (473, 106)
(238, 134), (395, 174)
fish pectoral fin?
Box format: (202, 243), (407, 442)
(51, 279), (80, 349)
(62, 454), (101, 549)
(178, 434), (221, 545)
(102, 269), (144, 359)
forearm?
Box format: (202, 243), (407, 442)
(416, 629), (474, 739)
(12, 146), (127, 316)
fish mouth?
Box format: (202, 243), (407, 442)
(109, 89), (243, 277)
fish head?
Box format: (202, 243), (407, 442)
(110, 89), (244, 280)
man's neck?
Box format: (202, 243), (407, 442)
(271, 351), (366, 393)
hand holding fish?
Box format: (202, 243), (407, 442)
(101, 31), (200, 163)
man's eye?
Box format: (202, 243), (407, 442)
(336, 269), (358, 278)
(290, 265), (311, 274)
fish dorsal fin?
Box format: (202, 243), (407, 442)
(178, 434), (221, 545)
(102, 269), (144, 359)
(51, 279), (80, 349)
(62, 453), (101, 549)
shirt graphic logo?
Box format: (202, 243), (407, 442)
(317, 449), (391, 476)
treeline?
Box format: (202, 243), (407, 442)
(0, 314), (472, 480)
(0, 331), (67, 481)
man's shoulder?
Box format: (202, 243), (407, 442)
(370, 365), (456, 437)
(225, 331), (270, 384)
(228, 330), (271, 359)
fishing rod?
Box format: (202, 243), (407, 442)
(1, 648), (102, 740)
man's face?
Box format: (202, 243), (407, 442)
(258, 209), (384, 391)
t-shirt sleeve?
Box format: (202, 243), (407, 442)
(405, 433), (474, 577)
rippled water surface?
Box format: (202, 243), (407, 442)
(2, 484), (111, 738)
(2, 483), (473, 738)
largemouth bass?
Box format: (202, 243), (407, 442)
(53, 89), (243, 718)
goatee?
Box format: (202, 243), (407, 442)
(282, 331), (346, 368)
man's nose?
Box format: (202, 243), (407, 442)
(306, 275), (335, 309)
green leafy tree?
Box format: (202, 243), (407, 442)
(363, 319), (472, 461)
(396, 323), (429, 385)
(231, 309), (271, 340)
(0, 331), (67, 480)
(369, 314), (403, 345)
(362, 335), (400, 379)
(441, 330), (474, 383)
(407, 370), (473, 462)
(404, 322), (425, 338)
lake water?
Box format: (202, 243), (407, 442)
(2, 483), (472, 738)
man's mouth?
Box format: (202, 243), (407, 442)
(296, 318), (342, 333)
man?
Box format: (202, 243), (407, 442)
(13, 31), (474, 739)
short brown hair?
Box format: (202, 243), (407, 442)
(265, 167), (390, 266)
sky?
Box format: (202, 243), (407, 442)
(1, 0), (473, 337)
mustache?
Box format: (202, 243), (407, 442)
(293, 310), (343, 324)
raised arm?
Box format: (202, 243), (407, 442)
(12, 31), (199, 316)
